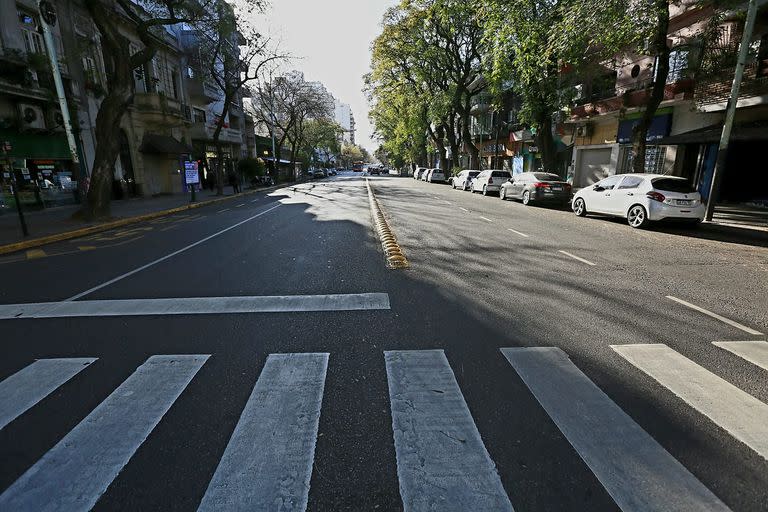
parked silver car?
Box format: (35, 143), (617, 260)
(500, 172), (572, 206)
(470, 170), (512, 195)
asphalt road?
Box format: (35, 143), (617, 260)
(1, 172), (766, 511)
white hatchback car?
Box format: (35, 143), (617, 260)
(572, 174), (705, 228)
(427, 168), (446, 183)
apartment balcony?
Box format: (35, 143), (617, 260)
(695, 60), (768, 109)
(570, 79), (695, 120)
(133, 93), (190, 124)
(187, 79), (219, 103)
(189, 122), (243, 144)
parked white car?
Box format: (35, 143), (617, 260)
(427, 168), (446, 183)
(572, 174), (705, 228)
(422, 169), (433, 181)
(451, 170), (480, 190)
(470, 170), (513, 195)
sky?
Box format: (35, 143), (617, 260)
(246, 0), (397, 152)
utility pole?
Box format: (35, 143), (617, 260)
(269, 85), (278, 181)
(38, 1), (87, 183)
(704, 0), (759, 221)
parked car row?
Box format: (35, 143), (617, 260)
(307, 168), (338, 179)
(419, 166), (705, 228)
(413, 167), (446, 183)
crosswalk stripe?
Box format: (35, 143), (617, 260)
(712, 341), (768, 372)
(501, 347), (730, 512)
(0, 354), (208, 512)
(612, 343), (768, 460)
(198, 353), (328, 511)
(0, 358), (97, 430)
(384, 350), (513, 511)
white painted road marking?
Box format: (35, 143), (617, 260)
(558, 250), (596, 266)
(442, 200), (452, 204)
(0, 293), (391, 319)
(251, 198), (259, 203)
(479, 216), (494, 223)
(459, 207), (469, 212)
(666, 296), (763, 335)
(64, 204), (281, 301)
(384, 350), (513, 511)
(217, 208), (230, 213)
(198, 353), (328, 511)
(506, 228), (529, 238)
(235, 203), (245, 207)
(713, 341), (768, 372)
(502, 347), (729, 512)
(612, 343), (768, 459)
(0, 355), (208, 512)
(0, 358), (96, 430)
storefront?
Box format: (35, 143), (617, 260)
(0, 130), (79, 211)
(615, 108), (674, 174)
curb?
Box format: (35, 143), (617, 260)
(366, 179), (409, 269)
(0, 183), (287, 256)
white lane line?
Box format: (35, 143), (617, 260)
(558, 250), (596, 266)
(479, 216), (494, 223)
(713, 341), (768, 372)
(612, 343), (768, 459)
(0, 358), (97, 430)
(459, 207), (469, 212)
(0, 355), (208, 511)
(235, 203), (245, 208)
(666, 296), (763, 335)
(384, 350), (513, 511)
(502, 347), (729, 512)
(0, 293), (390, 319)
(507, 228), (529, 238)
(217, 208), (230, 213)
(250, 198), (259, 203)
(198, 353), (328, 511)
(442, 200), (452, 205)
(64, 204), (281, 301)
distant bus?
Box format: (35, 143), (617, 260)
(352, 161), (364, 172)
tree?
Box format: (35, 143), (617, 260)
(81, 0), (223, 218)
(251, 70), (333, 181)
(339, 143), (364, 168)
(300, 119), (342, 169)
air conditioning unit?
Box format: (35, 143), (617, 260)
(18, 104), (46, 131)
(47, 109), (66, 132)
(575, 122), (593, 137)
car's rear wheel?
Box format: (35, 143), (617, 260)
(573, 197), (587, 216)
(627, 205), (649, 228)
(500, 188), (506, 200)
(522, 190), (531, 205)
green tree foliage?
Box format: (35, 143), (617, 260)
(300, 119), (342, 168)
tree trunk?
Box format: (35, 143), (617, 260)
(82, 0), (140, 219)
(460, 97), (480, 169)
(632, 0), (670, 173)
(211, 95), (232, 195)
(535, 111), (558, 173)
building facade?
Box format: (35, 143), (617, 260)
(564, 1), (768, 207)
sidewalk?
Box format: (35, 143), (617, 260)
(0, 185), (269, 253)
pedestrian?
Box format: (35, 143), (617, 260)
(228, 170), (239, 194)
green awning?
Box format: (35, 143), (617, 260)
(0, 130), (72, 159)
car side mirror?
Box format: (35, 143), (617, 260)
(508, 178), (514, 183)
(593, 185), (604, 192)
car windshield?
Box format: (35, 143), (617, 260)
(533, 173), (562, 181)
(652, 178), (696, 193)
(468, 171), (480, 177)
(491, 171), (512, 178)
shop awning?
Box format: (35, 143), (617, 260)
(0, 129), (72, 159)
(617, 112), (672, 143)
(655, 121), (768, 145)
(139, 134), (192, 154)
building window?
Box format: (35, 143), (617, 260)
(193, 108), (206, 123)
(619, 145), (667, 174)
(19, 11), (45, 55)
(170, 67), (179, 99)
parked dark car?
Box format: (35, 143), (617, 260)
(499, 172), (572, 206)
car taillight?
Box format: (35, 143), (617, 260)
(488, 178), (493, 184)
(647, 191), (665, 202)
(534, 182), (551, 188)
